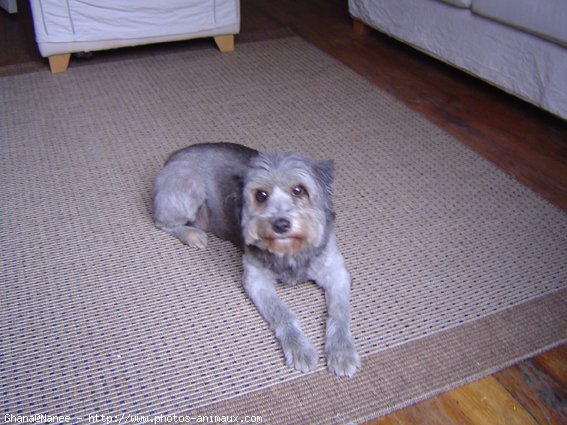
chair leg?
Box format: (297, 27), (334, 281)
(48, 54), (71, 74)
(352, 18), (370, 36)
(213, 35), (235, 53)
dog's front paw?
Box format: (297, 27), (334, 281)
(327, 344), (360, 377)
(180, 227), (208, 250)
(283, 342), (318, 373)
(276, 324), (318, 373)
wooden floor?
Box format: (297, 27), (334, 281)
(372, 346), (567, 425)
(2, 1), (566, 424)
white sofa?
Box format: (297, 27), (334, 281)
(29, 0), (240, 74)
(349, 0), (567, 120)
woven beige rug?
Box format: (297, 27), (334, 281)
(2, 37), (566, 424)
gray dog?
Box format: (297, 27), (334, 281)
(153, 143), (360, 377)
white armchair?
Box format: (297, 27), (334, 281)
(29, 0), (240, 73)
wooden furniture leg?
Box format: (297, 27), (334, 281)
(48, 54), (71, 74)
(213, 35), (235, 52)
(352, 18), (370, 36)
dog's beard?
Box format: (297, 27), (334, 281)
(263, 236), (305, 256)
(243, 209), (326, 256)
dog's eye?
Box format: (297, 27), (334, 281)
(291, 185), (307, 197)
(255, 190), (269, 203)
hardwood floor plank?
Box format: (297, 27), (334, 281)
(368, 392), (474, 425)
(446, 376), (539, 425)
(495, 346), (567, 425)
(495, 364), (567, 425)
(365, 375), (545, 425)
(0, 0), (37, 66)
(532, 345), (567, 389)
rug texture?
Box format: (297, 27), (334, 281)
(2, 37), (566, 424)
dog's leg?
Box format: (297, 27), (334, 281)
(155, 203), (209, 249)
(153, 166), (210, 249)
(322, 271), (360, 377)
(312, 247), (360, 377)
(161, 224), (208, 249)
(243, 259), (318, 373)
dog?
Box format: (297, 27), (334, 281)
(153, 142), (360, 377)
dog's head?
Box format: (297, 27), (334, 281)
(241, 151), (335, 256)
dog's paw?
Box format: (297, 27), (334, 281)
(326, 344), (360, 378)
(284, 342), (318, 373)
(276, 324), (318, 373)
(179, 227), (208, 250)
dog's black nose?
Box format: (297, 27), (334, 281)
(272, 218), (291, 234)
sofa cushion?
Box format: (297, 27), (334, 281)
(473, 0), (567, 47)
(437, 0), (471, 9)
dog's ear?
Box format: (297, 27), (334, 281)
(313, 159), (334, 197)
